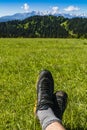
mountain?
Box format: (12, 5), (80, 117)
(0, 11), (41, 22)
(0, 11), (87, 22)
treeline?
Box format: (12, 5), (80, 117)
(0, 15), (87, 38)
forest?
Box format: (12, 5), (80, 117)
(0, 15), (87, 38)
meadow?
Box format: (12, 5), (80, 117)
(0, 38), (87, 130)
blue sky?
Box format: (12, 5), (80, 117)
(0, 0), (87, 17)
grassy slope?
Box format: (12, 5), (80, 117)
(0, 38), (87, 130)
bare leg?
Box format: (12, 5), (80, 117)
(46, 122), (66, 130)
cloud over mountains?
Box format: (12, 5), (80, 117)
(64, 6), (80, 12)
(21, 3), (80, 14)
(21, 3), (30, 12)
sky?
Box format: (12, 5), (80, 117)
(0, 0), (87, 17)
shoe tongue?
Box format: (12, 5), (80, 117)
(39, 105), (49, 110)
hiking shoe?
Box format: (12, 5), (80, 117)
(53, 91), (68, 120)
(36, 70), (54, 112)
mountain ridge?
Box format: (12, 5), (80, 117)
(0, 11), (87, 22)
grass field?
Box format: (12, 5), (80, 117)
(0, 38), (87, 130)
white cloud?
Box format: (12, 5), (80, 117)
(22, 3), (30, 12)
(52, 6), (59, 14)
(64, 6), (80, 12)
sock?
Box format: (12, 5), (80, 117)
(37, 107), (62, 130)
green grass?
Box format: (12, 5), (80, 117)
(0, 38), (87, 130)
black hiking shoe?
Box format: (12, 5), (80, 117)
(53, 91), (68, 120)
(36, 70), (54, 112)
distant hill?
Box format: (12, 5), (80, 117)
(0, 15), (87, 38)
(0, 11), (87, 22)
(0, 11), (41, 22)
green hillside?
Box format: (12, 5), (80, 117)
(0, 16), (87, 38)
(0, 38), (87, 130)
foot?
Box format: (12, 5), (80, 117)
(53, 91), (68, 120)
(36, 70), (54, 113)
